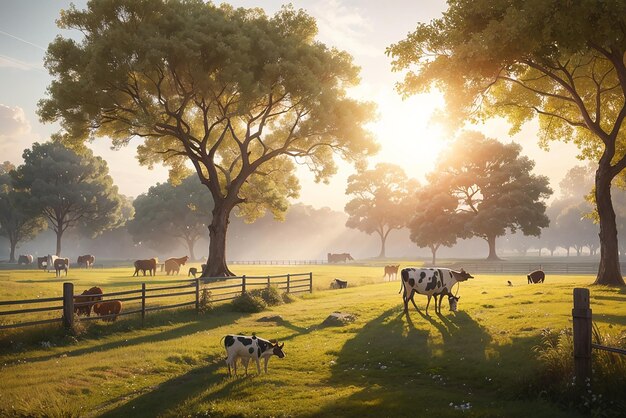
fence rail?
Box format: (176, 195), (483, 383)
(449, 262), (626, 274)
(0, 272), (313, 331)
(572, 288), (626, 385)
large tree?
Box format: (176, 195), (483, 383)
(427, 131), (552, 260)
(0, 162), (47, 262)
(345, 163), (417, 258)
(407, 187), (464, 265)
(12, 142), (124, 256)
(38, 0), (377, 277)
(128, 175), (213, 261)
(387, 0), (626, 285)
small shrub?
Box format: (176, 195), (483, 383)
(230, 292), (267, 313)
(281, 292), (298, 304)
(198, 288), (214, 314)
(531, 326), (626, 416)
(69, 313), (87, 337)
(250, 286), (283, 306)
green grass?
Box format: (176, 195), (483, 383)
(0, 264), (624, 417)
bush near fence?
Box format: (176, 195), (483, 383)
(0, 273), (313, 332)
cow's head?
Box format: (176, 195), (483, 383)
(448, 295), (460, 312)
(272, 342), (285, 358)
(455, 269), (474, 281)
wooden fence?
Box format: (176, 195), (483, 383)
(572, 288), (626, 384)
(0, 273), (313, 331)
(448, 262), (626, 274)
(228, 260), (327, 265)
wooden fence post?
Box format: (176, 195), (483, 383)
(309, 272), (313, 293)
(286, 274), (290, 293)
(62, 282), (74, 330)
(195, 279), (200, 313)
(267, 275), (271, 288)
(242, 275), (246, 294)
(141, 283), (146, 326)
(572, 288), (592, 386)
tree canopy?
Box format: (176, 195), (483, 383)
(387, 0), (626, 284)
(128, 175), (213, 261)
(427, 131), (552, 260)
(39, 0), (378, 276)
(344, 163), (417, 258)
(0, 162), (47, 261)
(12, 142), (124, 256)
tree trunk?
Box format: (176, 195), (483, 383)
(204, 202), (235, 277)
(9, 239), (16, 263)
(56, 229), (63, 256)
(185, 237), (196, 262)
(430, 245), (438, 266)
(550, 249), (554, 256)
(594, 164), (624, 286)
(485, 234), (501, 261)
(377, 232), (387, 259)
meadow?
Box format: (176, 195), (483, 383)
(0, 262), (625, 417)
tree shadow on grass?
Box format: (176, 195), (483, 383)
(97, 354), (229, 418)
(299, 305), (579, 418)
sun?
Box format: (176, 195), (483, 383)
(366, 89), (450, 182)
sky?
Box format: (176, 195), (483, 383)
(0, 0), (583, 210)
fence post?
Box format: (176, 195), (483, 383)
(242, 275), (246, 294)
(286, 274), (290, 293)
(141, 283), (146, 326)
(309, 272), (313, 293)
(62, 282), (74, 330)
(195, 278), (200, 313)
(572, 288), (592, 387)
(267, 275), (271, 288)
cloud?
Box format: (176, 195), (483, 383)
(0, 54), (44, 72)
(0, 104), (30, 137)
(310, 0), (379, 57)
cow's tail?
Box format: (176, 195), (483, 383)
(399, 269), (409, 294)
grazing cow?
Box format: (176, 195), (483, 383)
(401, 267), (474, 315)
(77, 254), (96, 268)
(223, 334), (285, 376)
(37, 256), (48, 270)
(330, 278), (348, 289)
(164, 256), (189, 275)
(54, 258), (69, 277)
(93, 300), (123, 321)
(18, 254), (33, 265)
(188, 267), (198, 278)
(527, 270), (545, 284)
(46, 255), (59, 272)
(133, 258), (158, 276)
(74, 286), (103, 316)
(327, 253), (354, 263)
(383, 265), (399, 281)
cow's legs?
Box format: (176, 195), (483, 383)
(255, 357), (262, 375)
(264, 357), (270, 373)
(408, 290), (419, 311)
(425, 295), (432, 315)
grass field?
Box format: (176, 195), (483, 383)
(0, 262), (625, 417)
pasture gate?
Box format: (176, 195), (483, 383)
(0, 273), (313, 331)
(572, 288), (626, 386)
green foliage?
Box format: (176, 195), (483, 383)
(11, 142), (123, 255)
(230, 291), (267, 313)
(281, 291), (298, 304)
(426, 131), (553, 259)
(249, 286), (283, 306)
(127, 175), (212, 260)
(345, 163), (418, 258)
(0, 163), (47, 261)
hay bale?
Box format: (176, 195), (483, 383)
(322, 312), (356, 327)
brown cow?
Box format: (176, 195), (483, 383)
(93, 300), (122, 321)
(188, 267), (198, 278)
(327, 253), (354, 263)
(18, 254), (33, 265)
(77, 254), (95, 268)
(37, 256), (48, 270)
(527, 270), (545, 284)
(54, 258), (69, 277)
(383, 265), (399, 281)
(164, 256), (189, 275)
(133, 258), (158, 276)
(74, 286), (103, 316)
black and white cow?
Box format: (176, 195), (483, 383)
(400, 268), (473, 314)
(223, 334), (285, 376)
